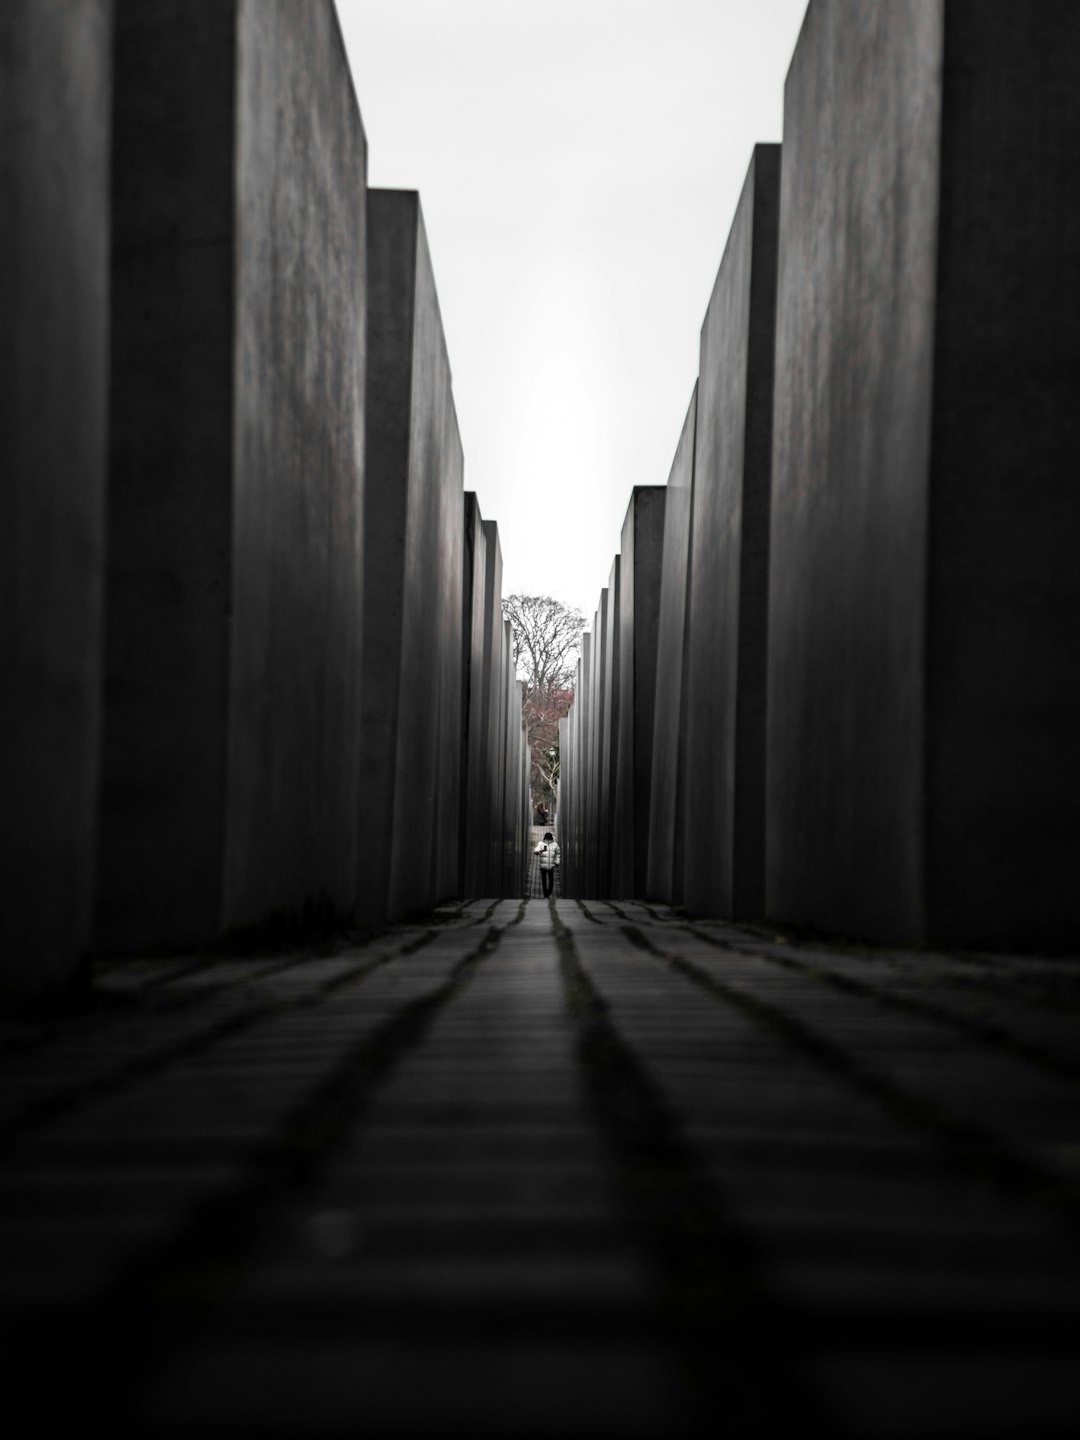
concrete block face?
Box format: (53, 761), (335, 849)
(560, 669), (582, 895)
(768, 0), (942, 943)
(480, 523), (506, 893)
(557, 715), (570, 883)
(585, 599), (606, 898)
(500, 628), (519, 895)
(684, 147), (780, 922)
(0, 0), (112, 992)
(613, 488), (666, 899)
(99, 0), (238, 950)
(101, 0), (366, 949)
(460, 495), (488, 895)
(568, 670), (583, 895)
(599, 560), (621, 899)
(770, 0), (1080, 948)
(359, 191), (463, 923)
(393, 209), (457, 916)
(578, 634), (593, 896)
(228, 0), (367, 929)
(923, 1), (1080, 948)
(355, 193), (414, 928)
(646, 388), (697, 905)
(432, 411), (464, 902)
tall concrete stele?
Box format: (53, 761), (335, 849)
(562, 0), (1080, 953)
(1, 0), (112, 995)
(0, 0), (527, 1002)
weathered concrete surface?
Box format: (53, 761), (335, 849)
(359, 190), (461, 925)
(559, 662), (583, 896)
(568, 664), (584, 895)
(460, 495), (488, 895)
(646, 389), (697, 906)
(226, 0), (367, 930)
(768, 3), (940, 945)
(598, 563), (620, 899)
(612, 488), (666, 898)
(557, 713), (572, 886)
(500, 624), (524, 896)
(515, 701), (530, 891)
(924, 1), (1080, 949)
(684, 147), (780, 922)
(432, 409), (465, 902)
(100, 0), (366, 950)
(769, 0), (1080, 949)
(587, 595), (607, 900)
(0, 0), (112, 994)
(577, 634), (593, 899)
(100, 0), (239, 951)
(388, 201), (459, 920)
(480, 522), (506, 894)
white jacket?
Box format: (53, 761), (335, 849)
(534, 840), (560, 869)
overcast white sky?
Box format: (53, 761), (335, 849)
(337, 0), (808, 622)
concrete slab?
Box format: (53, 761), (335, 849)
(460, 495), (488, 895)
(481, 523), (507, 895)
(683, 147), (780, 921)
(578, 633), (594, 899)
(612, 488), (666, 898)
(0, 0), (111, 995)
(646, 388), (698, 905)
(501, 638), (524, 896)
(768, 1), (1080, 948)
(99, 1), (367, 950)
(226, 1), (367, 932)
(599, 563), (620, 899)
(432, 411), (464, 902)
(389, 200), (459, 920)
(358, 190), (463, 924)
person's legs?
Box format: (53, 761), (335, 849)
(541, 867), (553, 897)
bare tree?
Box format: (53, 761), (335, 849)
(501, 594), (585, 812)
(502, 594), (585, 696)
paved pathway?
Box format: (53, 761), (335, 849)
(2, 898), (1079, 1436)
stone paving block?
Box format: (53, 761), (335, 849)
(0, 1214), (177, 1307)
(811, 1354), (1080, 1440)
(141, 1338), (691, 1439)
(5, 901), (1080, 1436)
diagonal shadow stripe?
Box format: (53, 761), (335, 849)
(550, 904), (833, 1437)
(5, 924), (508, 1429)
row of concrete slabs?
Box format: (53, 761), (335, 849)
(0, 1), (529, 1000)
(561, 0), (1080, 953)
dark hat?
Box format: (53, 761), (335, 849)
(543, 831), (553, 841)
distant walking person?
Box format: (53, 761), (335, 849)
(534, 831), (560, 898)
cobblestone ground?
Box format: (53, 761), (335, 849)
(2, 898), (1079, 1437)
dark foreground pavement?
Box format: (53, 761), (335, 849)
(2, 898), (1079, 1437)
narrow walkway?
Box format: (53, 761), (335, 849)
(2, 900), (1079, 1437)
